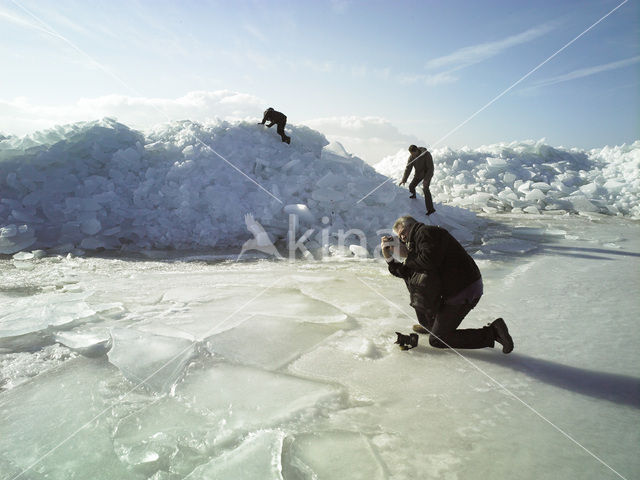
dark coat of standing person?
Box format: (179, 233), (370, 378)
(259, 107), (291, 144)
(381, 215), (513, 353)
(399, 145), (435, 215)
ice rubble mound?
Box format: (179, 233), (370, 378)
(0, 118), (480, 255)
(376, 140), (640, 218)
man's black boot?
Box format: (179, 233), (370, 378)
(490, 318), (513, 353)
(409, 193), (416, 199)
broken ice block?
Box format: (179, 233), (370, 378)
(205, 314), (344, 370)
(187, 430), (284, 479)
(0, 224), (36, 254)
(282, 431), (385, 480)
(107, 328), (197, 393)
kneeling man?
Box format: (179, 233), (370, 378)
(382, 215), (513, 353)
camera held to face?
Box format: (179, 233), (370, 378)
(381, 235), (395, 247)
(381, 235), (408, 260)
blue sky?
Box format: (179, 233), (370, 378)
(1, 0), (638, 162)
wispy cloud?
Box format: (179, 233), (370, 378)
(0, 4), (61, 37)
(330, 0), (352, 14)
(397, 71), (458, 86)
(387, 22), (559, 88)
(3, 1), (126, 83)
(243, 23), (267, 43)
(426, 23), (557, 72)
(244, 50), (280, 70)
(0, 6), (34, 28)
(23, 2), (91, 36)
(530, 55), (640, 89)
(302, 59), (335, 73)
(2, 1), (87, 40)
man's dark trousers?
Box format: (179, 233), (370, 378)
(276, 123), (290, 143)
(409, 174), (435, 213)
(415, 299), (493, 349)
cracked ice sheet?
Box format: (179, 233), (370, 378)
(1, 215), (639, 479)
(107, 327), (198, 393)
(287, 216), (640, 479)
(186, 430), (285, 479)
(0, 291), (121, 352)
(293, 269), (402, 318)
(175, 363), (345, 439)
(0, 343), (76, 391)
(111, 394), (221, 477)
(0, 292), (96, 339)
(111, 362), (347, 477)
(188, 429), (388, 480)
(479, 237), (538, 255)
(0, 357), (138, 480)
(281, 431), (386, 479)
(137, 278), (351, 341)
(288, 339), (483, 478)
(204, 313), (352, 370)
(289, 334), (626, 479)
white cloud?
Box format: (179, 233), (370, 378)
(426, 23), (556, 72)
(304, 116), (422, 164)
(0, 90), (266, 136)
(0, 93), (422, 166)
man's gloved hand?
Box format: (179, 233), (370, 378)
(381, 235), (394, 260)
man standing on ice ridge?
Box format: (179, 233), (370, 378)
(399, 145), (436, 216)
(382, 215), (513, 353)
(259, 107), (291, 144)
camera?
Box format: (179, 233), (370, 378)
(395, 332), (418, 350)
(381, 235), (396, 249)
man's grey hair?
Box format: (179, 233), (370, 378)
(393, 215), (417, 233)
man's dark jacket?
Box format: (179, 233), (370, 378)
(261, 109), (287, 127)
(401, 147), (434, 184)
(388, 223), (481, 311)
(388, 259), (442, 313)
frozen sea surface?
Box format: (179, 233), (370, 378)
(1, 214), (639, 479)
